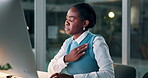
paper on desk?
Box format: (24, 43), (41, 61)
(37, 71), (51, 78)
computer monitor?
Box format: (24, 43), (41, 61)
(0, 0), (38, 78)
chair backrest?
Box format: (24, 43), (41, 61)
(114, 63), (136, 78)
(143, 72), (148, 78)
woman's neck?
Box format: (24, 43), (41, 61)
(73, 31), (84, 40)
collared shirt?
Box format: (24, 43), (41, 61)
(48, 31), (115, 78)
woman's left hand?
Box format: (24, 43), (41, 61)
(50, 73), (74, 78)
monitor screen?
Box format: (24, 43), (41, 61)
(0, 0), (38, 78)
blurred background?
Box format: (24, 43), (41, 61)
(21, 0), (148, 78)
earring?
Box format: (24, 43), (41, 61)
(83, 27), (85, 31)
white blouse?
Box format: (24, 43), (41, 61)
(48, 31), (114, 78)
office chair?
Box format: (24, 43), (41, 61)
(143, 72), (148, 78)
(114, 63), (136, 78)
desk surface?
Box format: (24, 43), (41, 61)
(0, 71), (50, 78)
(37, 71), (51, 78)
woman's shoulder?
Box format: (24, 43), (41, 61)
(89, 32), (104, 39)
(61, 37), (72, 47)
(95, 34), (104, 39)
(63, 37), (72, 43)
(91, 33), (106, 42)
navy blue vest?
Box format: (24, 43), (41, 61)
(65, 32), (99, 75)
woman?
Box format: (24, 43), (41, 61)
(48, 3), (114, 78)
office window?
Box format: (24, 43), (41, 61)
(90, 2), (122, 63)
(130, 0), (148, 78)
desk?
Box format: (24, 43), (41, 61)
(0, 71), (50, 78)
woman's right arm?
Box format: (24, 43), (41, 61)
(47, 39), (69, 75)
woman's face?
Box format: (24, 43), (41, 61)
(65, 7), (84, 36)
